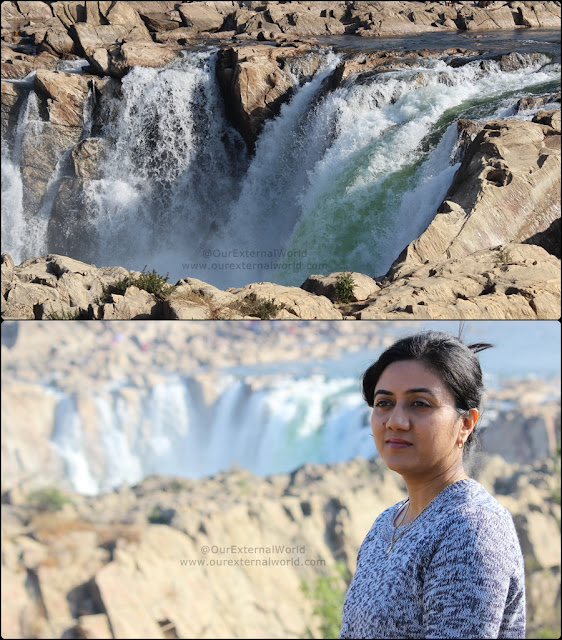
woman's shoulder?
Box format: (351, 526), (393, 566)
(440, 479), (519, 538)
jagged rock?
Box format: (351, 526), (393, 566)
(178, 3), (227, 32)
(71, 138), (106, 179)
(356, 243), (561, 320)
(300, 272), (380, 302)
(1, 254), (129, 319)
(34, 69), (91, 127)
(387, 115), (561, 275)
(101, 286), (163, 319)
(38, 27), (77, 57)
(227, 281), (343, 319)
(0, 80), (26, 146)
(480, 402), (560, 465)
(216, 43), (325, 150)
(18, 70), (92, 216)
(0, 47), (61, 80)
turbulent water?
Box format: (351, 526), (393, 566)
(1, 32), (560, 287)
(48, 373), (372, 495)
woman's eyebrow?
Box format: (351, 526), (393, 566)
(374, 387), (436, 397)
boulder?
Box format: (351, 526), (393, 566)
(101, 286), (162, 319)
(178, 3), (226, 32)
(227, 281), (343, 319)
(300, 272), (380, 302)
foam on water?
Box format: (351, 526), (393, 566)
(1, 47), (559, 286)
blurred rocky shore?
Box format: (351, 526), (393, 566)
(1, 320), (561, 639)
(1, 454), (560, 639)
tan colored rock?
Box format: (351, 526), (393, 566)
(76, 614), (113, 640)
(1, 253), (15, 297)
(480, 403), (560, 464)
(0, 381), (63, 490)
(388, 116), (561, 275)
(456, 5), (516, 31)
(301, 272), (380, 302)
(97, 40), (181, 77)
(34, 70), (91, 127)
(163, 299), (210, 320)
(174, 277), (239, 307)
(70, 23), (131, 57)
(12, 1), (53, 21)
(228, 281), (343, 319)
(105, 1), (148, 29)
(357, 243), (561, 320)
(216, 44), (324, 150)
(514, 511), (561, 570)
(72, 138), (107, 179)
(102, 286), (161, 319)
(178, 3), (226, 32)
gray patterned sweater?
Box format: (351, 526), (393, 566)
(339, 479), (525, 639)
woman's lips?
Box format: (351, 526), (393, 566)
(386, 439), (412, 449)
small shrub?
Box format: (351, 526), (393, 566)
(233, 293), (285, 319)
(300, 561), (351, 639)
(168, 479), (188, 493)
(27, 487), (71, 513)
(148, 504), (175, 524)
(48, 307), (82, 320)
(105, 266), (176, 301)
(334, 271), (355, 303)
(494, 247), (512, 265)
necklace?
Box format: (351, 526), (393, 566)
(386, 478), (465, 553)
(387, 500), (415, 553)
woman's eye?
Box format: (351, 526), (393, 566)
(374, 400), (391, 408)
(413, 400), (430, 407)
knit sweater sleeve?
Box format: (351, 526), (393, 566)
(422, 507), (525, 639)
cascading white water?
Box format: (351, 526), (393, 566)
(1, 46), (559, 286)
(1, 86), (40, 264)
(47, 373), (373, 495)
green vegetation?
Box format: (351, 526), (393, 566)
(148, 505), (169, 524)
(48, 307), (82, 320)
(233, 293), (285, 319)
(532, 625), (562, 639)
(334, 271), (355, 303)
(27, 487), (71, 513)
(300, 561), (351, 639)
(494, 247), (512, 266)
(167, 479), (189, 493)
(103, 266), (176, 302)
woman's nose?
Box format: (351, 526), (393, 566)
(385, 404), (410, 430)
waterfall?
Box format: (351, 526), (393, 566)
(2, 85), (36, 264)
(47, 373), (372, 495)
(1, 46), (559, 285)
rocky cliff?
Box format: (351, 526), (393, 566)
(1, 454), (560, 639)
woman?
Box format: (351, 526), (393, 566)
(339, 330), (526, 639)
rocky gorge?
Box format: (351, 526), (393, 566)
(1, 449), (560, 639)
(1, 319), (561, 638)
(1, 1), (561, 320)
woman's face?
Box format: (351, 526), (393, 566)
(371, 359), (472, 479)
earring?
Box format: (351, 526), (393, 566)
(458, 441), (464, 449)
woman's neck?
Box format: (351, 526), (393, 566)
(401, 468), (469, 523)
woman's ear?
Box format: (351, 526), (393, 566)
(460, 408), (479, 441)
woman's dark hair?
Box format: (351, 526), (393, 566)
(362, 330), (493, 452)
